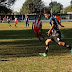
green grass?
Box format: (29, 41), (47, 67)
(0, 22), (72, 72)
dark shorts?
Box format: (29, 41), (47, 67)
(49, 31), (62, 43)
(26, 21), (29, 24)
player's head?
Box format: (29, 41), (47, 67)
(14, 16), (16, 18)
(7, 16), (9, 18)
(44, 11), (51, 19)
(25, 15), (27, 17)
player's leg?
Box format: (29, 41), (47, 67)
(9, 22), (11, 28)
(9, 23), (11, 28)
(45, 39), (52, 54)
(2, 20), (4, 23)
(38, 29), (45, 40)
(58, 41), (72, 55)
(58, 42), (71, 50)
(55, 34), (72, 55)
(39, 39), (52, 56)
(53, 33), (71, 50)
(36, 33), (41, 41)
(14, 23), (16, 28)
(28, 22), (29, 27)
(8, 22), (10, 28)
(34, 28), (41, 41)
(39, 33), (45, 40)
(28, 24), (29, 27)
(26, 21), (27, 27)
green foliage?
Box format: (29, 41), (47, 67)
(65, 5), (72, 13)
(0, 0), (16, 6)
(20, 0), (44, 14)
(20, 1), (63, 15)
(0, 6), (12, 14)
(0, 0), (16, 14)
(49, 1), (63, 14)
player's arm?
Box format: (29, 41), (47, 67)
(57, 17), (64, 27)
(9, 18), (10, 21)
(47, 24), (55, 36)
(28, 18), (29, 22)
(39, 22), (42, 30)
(59, 23), (64, 27)
(39, 22), (42, 32)
(58, 21), (64, 27)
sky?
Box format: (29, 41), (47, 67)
(11, 0), (71, 12)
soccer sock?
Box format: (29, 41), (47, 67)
(15, 24), (16, 28)
(45, 45), (49, 54)
(26, 23), (27, 27)
(39, 34), (44, 39)
(64, 43), (71, 50)
(39, 33), (44, 37)
(28, 24), (29, 27)
(9, 25), (11, 27)
(37, 34), (41, 41)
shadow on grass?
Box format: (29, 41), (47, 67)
(0, 29), (72, 39)
(0, 29), (37, 39)
(0, 29), (72, 58)
(0, 40), (45, 58)
(0, 39), (72, 58)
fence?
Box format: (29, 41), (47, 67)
(0, 14), (72, 23)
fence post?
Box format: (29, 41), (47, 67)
(22, 15), (23, 22)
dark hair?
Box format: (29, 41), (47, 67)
(44, 11), (51, 16)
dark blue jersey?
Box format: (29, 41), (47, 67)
(49, 17), (60, 33)
(25, 16), (29, 21)
(7, 18), (10, 21)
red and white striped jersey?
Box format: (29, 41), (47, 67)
(15, 18), (18, 22)
(33, 19), (42, 29)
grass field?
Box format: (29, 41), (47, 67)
(0, 22), (72, 72)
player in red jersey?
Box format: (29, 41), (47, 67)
(55, 15), (64, 27)
(14, 16), (18, 28)
(32, 16), (44, 41)
(2, 17), (5, 23)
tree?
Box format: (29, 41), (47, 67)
(71, 0), (72, 8)
(0, 6), (12, 14)
(65, 5), (72, 13)
(0, 0), (16, 14)
(49, 1), (63, 14)
(20, 0), (44, 14)
(0, 0), (16, 6)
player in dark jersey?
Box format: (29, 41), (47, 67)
(39, 11), (72, 57)
(24, 15), (29, 27)
(7, 16), (12, 28)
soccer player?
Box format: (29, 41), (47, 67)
(32, 16), (44, 41)
(39, 11), (72, 57)
(2, 17), (5, 23)
(24, 15), (29, 27)
(14, 16), (18, 28)
(55, 15), (64, 27)
(7, 16), (12, 28)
